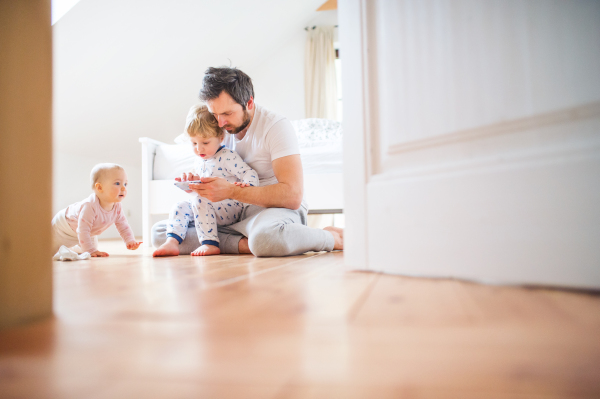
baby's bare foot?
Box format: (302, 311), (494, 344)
(191, 244), (221, 256)
(323, 226), (344, 250)
(153, 238), (180, 257)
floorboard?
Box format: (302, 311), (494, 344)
(0, 240), (599, 398)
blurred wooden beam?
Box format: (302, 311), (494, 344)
(0, 0), (53, 329)
(317, 0), (337, 11)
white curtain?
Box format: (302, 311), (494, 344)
(304, 26), (337, 120)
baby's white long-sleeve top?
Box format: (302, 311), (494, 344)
(64, 193), (136, 253)
(194, 146), (259, 186)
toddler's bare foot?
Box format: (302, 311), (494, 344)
(323, 226), (344, 250)
(191, 244), (220, 256)
(153, 237), (180, 257)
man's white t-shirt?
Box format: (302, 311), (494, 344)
(222, 105), (300, 187)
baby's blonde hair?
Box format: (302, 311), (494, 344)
(185, 104), (223, 139)
(90, 163), (124, 189)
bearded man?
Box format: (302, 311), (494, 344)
(152, 67), (343, 256)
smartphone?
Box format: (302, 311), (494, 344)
(173, 180), (202, 191)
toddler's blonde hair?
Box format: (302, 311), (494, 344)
(185, 104), (223, 139)
(90, 163), (124, 189)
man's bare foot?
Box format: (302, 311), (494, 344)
(152, 237), (180, 257)
(324, 226), (344, 250)
(191, 244), (220, 256)
(238, 237), (252, 254)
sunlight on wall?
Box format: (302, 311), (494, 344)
(52, 0), (82, 25)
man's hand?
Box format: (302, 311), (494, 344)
(189, 177), (235, 202)
(191, 155), (303, 209)
(90, 250), (109, 257)
(127, 241), (142, 250)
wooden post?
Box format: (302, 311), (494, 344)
(0, 0), (53, 328)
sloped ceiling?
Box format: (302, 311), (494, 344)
(53, 0), (325, 159)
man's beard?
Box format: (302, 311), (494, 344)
(228, 109), (251, 134)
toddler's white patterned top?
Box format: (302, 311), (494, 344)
(194, 146), (259, 186)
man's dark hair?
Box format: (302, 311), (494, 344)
(199, 67), (255, 109)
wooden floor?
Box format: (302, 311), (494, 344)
(1, 241), (600, 398)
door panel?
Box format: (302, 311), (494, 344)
(341, 0), (600, 287)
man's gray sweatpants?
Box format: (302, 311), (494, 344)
(151, 204), (335, 256)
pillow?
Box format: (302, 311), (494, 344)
(153, 143), (196, 180)
(290, 118), (343, 147)
(174, 132), (190, 144)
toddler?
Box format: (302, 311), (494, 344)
(51, 163), (142, 257)
(153, 104), (259, 257)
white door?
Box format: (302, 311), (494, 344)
(340, 0), (600, 288)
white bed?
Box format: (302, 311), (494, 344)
(139, 118), (344, 246)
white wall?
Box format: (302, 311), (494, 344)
(53, 0), (333, 238)
(248, 10), (338, 121)
(248, 32), (307, 121)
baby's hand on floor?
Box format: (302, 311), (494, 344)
(234, 182), (252, 188)
(127, 241), (142, 250)
(90, 250), (109, 257)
